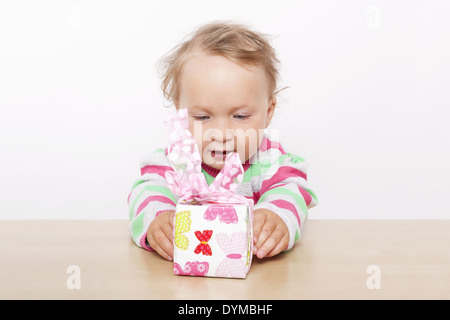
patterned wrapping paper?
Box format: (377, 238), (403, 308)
(164, 108), (254, 278)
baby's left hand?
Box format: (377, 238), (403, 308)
(253, 208), (289, 259)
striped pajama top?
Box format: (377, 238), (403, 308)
(127, 136), (318, 251)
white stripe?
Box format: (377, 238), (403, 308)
(139, 149), (171, 168)
(307, 197), (318, 209)
(236, 181), (253, 198)
(129, 180), (172, 207)
(248, 145), (284, 166)
(140, 172), (169, 182)
(260, 182), (308, 204)
(257, 192), (307, 226)
(131, 188), (175, 213)
(129, 201), (176, 247)
(250, 156), (309, 194)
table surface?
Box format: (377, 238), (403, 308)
(0, 219), (449, 300)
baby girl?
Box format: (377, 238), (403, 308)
(128, 22), (318, 261)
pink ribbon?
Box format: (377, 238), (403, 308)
(164, 108), (254, 210)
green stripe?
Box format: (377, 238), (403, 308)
(131, 213), (146, 242)
(131, 179), (146, 190)
(202, 169), (215, 186)
(288, 153), (306, 163)
(258, 186), (308, 243)
(200, 153), (307, 185)
(201, 153), (310, 192)
(152, 148), (166, 154)
(305, 188), (319, 204)
(129, 185), (175, 220)
(243, 153), (305, 183)
(129, 184), (176, 240)
(257, 186), (308, 220)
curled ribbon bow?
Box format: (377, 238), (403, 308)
(164, 108), (254, 209)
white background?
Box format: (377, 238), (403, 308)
(1, 0), (449, 220)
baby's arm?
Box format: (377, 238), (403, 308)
(127, 149), (177, 256)
(253, 153), (318, 258)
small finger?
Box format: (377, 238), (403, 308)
(147, 237), (166, 260)
(156, 230), (174, 260)
(162, 221), (174, 242)
(255, 222), (276, 255)
(167, 210), (176, 229)
(147, 231), (173, 261)
(265, 233), (290, 258)
(256, 227), (284, 259)
(161, 224), (174, 257)
(252, 213), (267, 245)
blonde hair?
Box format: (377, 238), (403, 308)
(159, 21), (281, 106)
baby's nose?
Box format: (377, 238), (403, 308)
(213, 120), (234, 142)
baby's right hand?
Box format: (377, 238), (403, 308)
(146, 210), (175, 261)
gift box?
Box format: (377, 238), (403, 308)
(173, 201), (252, 278)
(164, 109), (254, 279)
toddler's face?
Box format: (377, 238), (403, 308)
(177, 52), (276, 170)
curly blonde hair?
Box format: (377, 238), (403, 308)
(158, 21), (281, 107)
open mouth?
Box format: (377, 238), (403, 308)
(211, 150), (233, 159)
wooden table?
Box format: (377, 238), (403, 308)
(0, 220), (449, 300)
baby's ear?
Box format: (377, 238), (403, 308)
(264, 96), (277, 128)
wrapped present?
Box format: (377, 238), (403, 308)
(164, 109), (254, 279)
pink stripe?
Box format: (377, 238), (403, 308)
(136, 195), (176, 216)
(127, 191), (131, 204)
(259, 166), (307, 197)
(259, 137), (286, 154)
(252, 192), (259, 203)
(140, 165), (173, 177)
(155, 209), (169, 218)
(253, 183), (287, 203)
(254, 182), (288, 202)
(298, 185), (312, 206)
(226, 253), (242, 259)
(270, 199), (301, 226)
(140, 234), (154, 251)
(266, 182), (288, 192)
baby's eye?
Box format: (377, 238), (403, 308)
(193, 115), (210, 121)
(233, 114), (250, 120)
